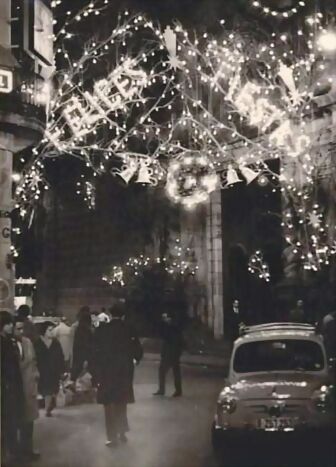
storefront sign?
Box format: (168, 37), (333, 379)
(2, 227), (10, 239)
(24, 0), (54, 66)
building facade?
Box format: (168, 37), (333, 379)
(189, 89), (336, 339)
(0, 0), (53, 311)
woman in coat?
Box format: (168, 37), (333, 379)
(34, 321), (65, 416)
(71, 307), (93, 381)
(93, 301), (143, 446)
(13, 316), (40, 461)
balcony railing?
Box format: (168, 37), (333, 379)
(0, 67), (48, 137)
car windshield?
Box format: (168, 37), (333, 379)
(233, 339), (324, 373)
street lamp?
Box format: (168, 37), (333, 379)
(317, 30), (336, 53)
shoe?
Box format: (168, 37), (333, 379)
(28, 451), (41, 461)
(105, 439), (118, 447)
(119, 433), (128, 443)
(153, 391), (165, 396)
(172, 391), (182, 397)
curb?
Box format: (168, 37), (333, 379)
(144, 352), (229, 370)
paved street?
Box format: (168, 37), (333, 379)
(33, 362), (224, 467)
(30, 361), (334, 467)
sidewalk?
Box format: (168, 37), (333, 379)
(144, 348), (229, 369)
(141, 335), (231, 370)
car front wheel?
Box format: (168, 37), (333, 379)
(211, 423), (242, 467)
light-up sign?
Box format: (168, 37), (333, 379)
(0, 69), (13, 93)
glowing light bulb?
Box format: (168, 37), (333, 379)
(317, 31), (336, 52)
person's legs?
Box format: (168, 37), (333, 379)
(19, 421), (40, 459)
(45, 395), (56, 416)
(154, 358), (170, 395)
(2, 418), (19, 462)
(116, 403), (129, 442)
(172, 358), (182, 396)
(104, 404), (118, 444)
(19, 421), (33, 454)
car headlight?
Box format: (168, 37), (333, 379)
(312, 385), (335, 412)
(218, 397), (237, 414)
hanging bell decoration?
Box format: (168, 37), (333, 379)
(226, 165), (242, 186)
(239, 165), (260, 184)
(136, 161), (153, 184)
(115, 162), (138, 184)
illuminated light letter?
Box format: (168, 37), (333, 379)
(45, 127), (62, 149)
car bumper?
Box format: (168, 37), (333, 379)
(212, 424), (336, 466)
(212, 423), (336, 448)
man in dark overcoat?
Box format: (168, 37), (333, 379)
(93, 301), (143, 446)
(153, 310), (184, 397)
(1, 311), (25, 465)
(14, 316), (40, 461)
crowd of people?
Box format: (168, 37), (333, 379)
(1, 301), (185, 465)
(2, 294), (336, 464)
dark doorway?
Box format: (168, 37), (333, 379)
(221, 162), (282, 332)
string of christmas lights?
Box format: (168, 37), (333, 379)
(102, 238), (199, 286)
(15, 0), (336, 271)
(249, 0), (307, 19)
(248, 250), (271, 282)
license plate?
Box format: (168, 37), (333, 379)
(257, 417), (295, 430)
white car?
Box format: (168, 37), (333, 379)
(212, 323), (336, 465)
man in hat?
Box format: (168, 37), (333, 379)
(153, 310), (184, 397)
(93, 301), (143, 446)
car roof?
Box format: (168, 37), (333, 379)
(236, 322), (323, 344)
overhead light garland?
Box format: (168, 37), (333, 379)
(76, 175), (96, 210)
(14, 0), (335, 272)
(14, 162), (49, 220)
(248, 250), (271, 282)
(249, 0), (307, 18)
(102, 238), (198, 286)
(282, 199), (336, 271)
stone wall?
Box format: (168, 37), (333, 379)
(34, 181), (181, 320)
(205, 191), (224, 339)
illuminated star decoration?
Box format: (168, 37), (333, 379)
(164, 25), (183, 70)
(307, 211), (322, 228)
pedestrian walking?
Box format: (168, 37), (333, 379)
(93, 301), (143, 446)
(16, 304), (38, 342)
(153, 310), (184, 397)
(34, 321), (65, 417)
(0, 311), (24, 465)
(13, 316), (41, 461)
(289, 299), (305, 323)
(54, 316), (72, 369)
(71, 306), (93, 382)
(319, 310), (336, 359)
(233, 299), (241, 337)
